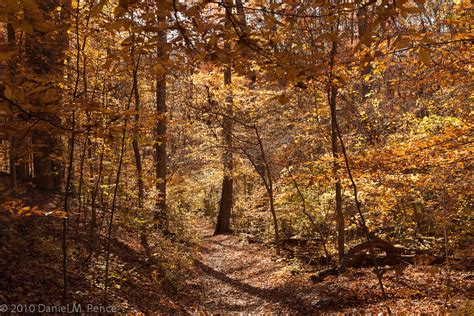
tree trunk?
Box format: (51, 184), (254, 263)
(6, 23), (17, 188)
(25, 0), (68, 192)
(6, 21), (31, 185)
(215, 174), (233, 235)
(328, 39), (345, 264)
(255, 127), (279, 252)
(74, 136), (88, 238)
(62, 111), (75, 304)
(154, 27), (168, 231)
(104, 120), (127, 304)
(86, 143), (104, 262)
(131, 40), (144, 210)
(357, 4), (372, 99)
(214, 81), (233, 234)
(214, 0), (234, 235)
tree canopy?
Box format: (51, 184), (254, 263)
(0, 0), (472, 313)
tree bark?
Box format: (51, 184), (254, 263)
(25, 0), (68, 192)
(214, 91), (233, 235)
(75, 136), (88, 238)
(62, 111), (75, 304)
(328, 39), (345, 264)
(6, 22), (21, 187)
(255, 127), (279, 252)
(214, 0), (234, 235)
(86, 143), (104, 262)
(357, 4), (372, 99)
(103, 121), (127, 304)
(131, 39), (144, 210)
(154, 27), (168, 231)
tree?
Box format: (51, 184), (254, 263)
(155, 15), (168, 232)
(214, 0), (235, 235)
(24, 0), (69, 191)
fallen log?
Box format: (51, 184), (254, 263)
(238, 233), (261, 244)
(341, 236), (405, 268)
(280, 237), (323, 246)
(310, 267), (340, 283)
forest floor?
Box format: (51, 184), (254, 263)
(183, 220), (318, 314)
(180, 220), (474, 314)
(0, 194), (473, 314)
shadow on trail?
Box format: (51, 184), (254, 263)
(194, 260), (317, 314)
(198, 239), (249, 255)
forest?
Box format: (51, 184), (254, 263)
(0, 0), (472, 314)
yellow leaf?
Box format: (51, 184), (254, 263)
(418, 48), (430, 65)
(33, 22), (55, 32)
(395, 37), (411, 49)
(0, 103), (12, 114)
(20, 0), (36, 9)
(121, 36), (133, 46)
(0, 51), (15, 61)
(185, 5), (199, 17)
(114, 5), (126, 17)
(109, 19), (129, 30)
(6, 0), (18, 12)
(31, 206), (45, 216)
(52, 210), (67, 218)
(269, 3), (279, 9)
(4, 86), (13, 99)
(91, 0), (107, 17)
(208, 35), (217, 47)
(41, 89), (59, 103)
(402, 7), (422, 14)
(18, 206), (31, 216)
(278, 94), (289, 105)
(20, 20), (34, 34)
(154, 63), (166, 78)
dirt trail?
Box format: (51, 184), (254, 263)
(180, 220), (473, 314)
(185, 221), (318, 314)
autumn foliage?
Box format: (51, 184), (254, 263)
(0, 0), (472, 313)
